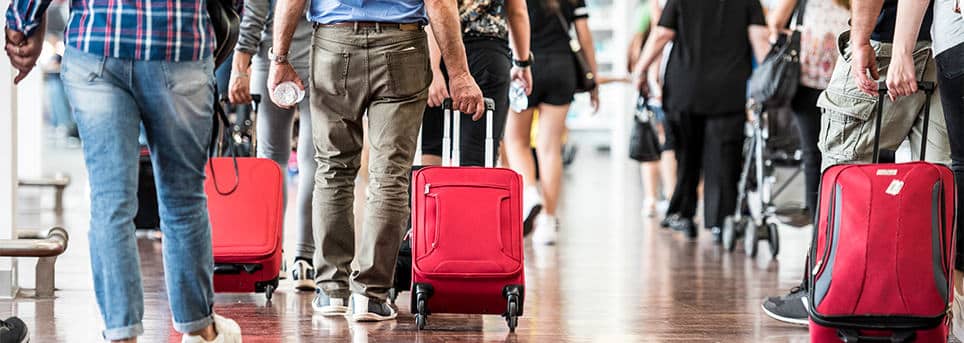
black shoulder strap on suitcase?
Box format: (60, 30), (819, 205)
(207, 91), (262, 196)
(871, 81), (936, 163)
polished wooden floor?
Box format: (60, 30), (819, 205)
(5, 142), (821, 342)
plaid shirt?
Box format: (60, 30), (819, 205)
(6, 0), (214, 61)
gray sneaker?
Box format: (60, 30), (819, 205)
(761, 286), (810, 326)
(349, 294), (397, 322)
(312, 291), (349, 316)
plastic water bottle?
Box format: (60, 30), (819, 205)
(509, 81), (528, 112)
(272, 81), (305, 107)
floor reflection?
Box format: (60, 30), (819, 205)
(2, 144), (817, 342)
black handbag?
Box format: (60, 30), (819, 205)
(629, 96), (662, 162)
(747, 0), (807, 110)
(554, 11), (596, 93)
(207, 0), (240, 68)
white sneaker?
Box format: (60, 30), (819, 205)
(312, 291), (350, 316)
(349, 294), (397, 322)
(181, 314), (242, 343)
(953, 289), (964, 341)
(532, 215), (558, 245)
(290, 259), (316, 291)
(522, 186), (543, 236)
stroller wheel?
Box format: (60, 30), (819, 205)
(722, 216), (737, 252)
(768, 223), (780, 258)
(744, 220), (759, 258)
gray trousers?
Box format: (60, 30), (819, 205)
(309, 26), (430, 300)
(817, 31), (950, 170)
(252, 61), (316, 260)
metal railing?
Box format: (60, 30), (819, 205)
(0, 228), (69, 297)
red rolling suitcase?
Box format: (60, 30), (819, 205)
(808, 82), (956, 342)
(205, 95), (284, 301)
(410, 99), (526, 332)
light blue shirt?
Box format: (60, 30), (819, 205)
(309, 0), (428, 25)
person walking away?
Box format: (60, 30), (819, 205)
(268, 0), (486, 322)
(5, 0), (244, 341)
(632, 0), (771, 240)
(757, 0), (849, 325)
(885, 0), (963, 338)
(766, 0), (849, 224)
(228, 0), (319, 292)
(628, 0), (677, 218)
(420, 0), (532, 168)
(759, 0), (950, 326)
(504, 0), (598, 245)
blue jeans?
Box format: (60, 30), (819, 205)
(61, 46), (217, 340)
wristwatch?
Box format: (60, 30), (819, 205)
(268, 48), (288, 64)
(513, 53), (533, 68)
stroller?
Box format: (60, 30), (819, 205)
(721, 104), (803, 258)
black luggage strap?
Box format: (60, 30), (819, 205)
(207, 89), (262, 196)
(837, 329), (915, 343)
(871, 81), (936, 163)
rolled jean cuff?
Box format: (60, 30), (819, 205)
(103, 323), (144, 341)
(173, 314), (214, 335)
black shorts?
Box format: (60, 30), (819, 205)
(527, 52), (577, 107)
(421, 39), (511, 167)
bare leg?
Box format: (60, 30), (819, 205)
(504, 109), (537, 187)
(640, 161), (660, 216)
(534, 104), (570, 216)
(659, 150), (677, 200)
(498, 143), (509, 167)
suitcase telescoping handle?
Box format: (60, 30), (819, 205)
(871, 81), (936, 163)
(441, 98), (497, 168)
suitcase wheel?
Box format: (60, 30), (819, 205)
(413, 283), (433, 331)
(767, 223), (780, 258)
(505, 296), (520, 332)
(256, 279), (278, 303)
(502, 285), (524, 333)
(415, 298), (427, 330)
(265, 284), (274, 302)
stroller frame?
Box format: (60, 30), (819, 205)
(721, 104), (803, 258)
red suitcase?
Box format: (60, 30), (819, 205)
(410, 99), (525, 332)
(205, 96), (284, 301)
(808, 82), (956, 342)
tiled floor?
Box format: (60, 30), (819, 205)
(5, 142), (823, 342)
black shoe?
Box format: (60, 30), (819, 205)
(0, 316), (28, 343)
(761, 286), (810, 326)
(711, 227), (722, 243)
(671, 218), (697, 238)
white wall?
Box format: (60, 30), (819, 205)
(0, 0), (21, 298)
(17, 73), (43, 179)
